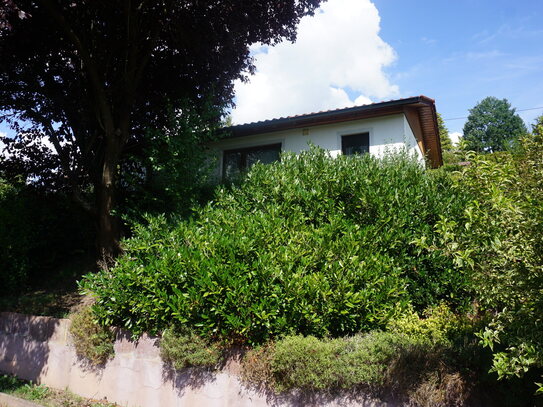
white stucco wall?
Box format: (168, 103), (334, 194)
(211, 113), (425, 176)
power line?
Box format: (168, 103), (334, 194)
(444, 106), (543, 121)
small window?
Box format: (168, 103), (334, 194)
(342, 133), (369, 155)
(223, 143), (281, 179)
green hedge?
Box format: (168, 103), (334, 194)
(82, 148), (471, 344)
(0, 179), (93, 294)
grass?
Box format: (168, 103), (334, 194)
(0, 374), (118, 407)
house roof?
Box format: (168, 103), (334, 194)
(222, 95), (443, 168)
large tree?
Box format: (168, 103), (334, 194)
(0, 0), (322, 256)
(463, 96), (527, 153)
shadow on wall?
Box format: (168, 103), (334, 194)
(253, 383), (384, 407)
(0, 312), (60, 381)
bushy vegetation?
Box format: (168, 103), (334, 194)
(121, 100), (221, 221)
(387, 303), (476, 346)
(420, 121), (543, 390)
(160, 327), (221, 369)
(82, 148), (472, 344)
(0, 180), (93, 295)
(69, 307), (115, 365)
(63, 119), (543, 400)
(240, 320), (483, 405)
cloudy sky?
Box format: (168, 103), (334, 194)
(1, 0), (542, 146)
(231, 0), (543, 144)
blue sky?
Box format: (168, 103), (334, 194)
(231, 0), (543, 142)
(2, 0), (542, 145)
(374, 0), (543, 135)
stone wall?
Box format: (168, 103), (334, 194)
(0, 312), (391, 407)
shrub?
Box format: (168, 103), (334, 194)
(387, 303), (475, 346)
(418, 124), (543, 388)
(241, 331), (480, 405)
(240, 343), (276, 388)
(267, 332), (408, 391)
(120, 100), (220, 220)
(0, 179), (93, 295)
(69, 307), (115, 365)
(160, 327), (221, 369)
(82, 148), (471, 344)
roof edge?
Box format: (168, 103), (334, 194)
(224, 96), (434, 134)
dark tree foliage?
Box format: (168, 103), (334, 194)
(0, 0), (322, 256)
(463, 96), (527, 153)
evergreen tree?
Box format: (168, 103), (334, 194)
(437, 113), (453, 151)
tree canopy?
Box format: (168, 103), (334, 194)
(462, 96), (527, 153)
(0, 0), (322, 256)
(437, 112), (453, 152)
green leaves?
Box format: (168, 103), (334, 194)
(427, 127), (543, 385)
(82, 147), (471, 344)
(463, 97), (527, 153)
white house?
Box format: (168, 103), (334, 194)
(212, 96), (443, 178)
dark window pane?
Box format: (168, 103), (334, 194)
(246, 146), (281, 167)
(224, 151), (242, 179)
(342, 133), (369, 155)
(223, 143), (281, 179)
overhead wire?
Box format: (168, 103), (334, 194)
(444, 106), (543, 121)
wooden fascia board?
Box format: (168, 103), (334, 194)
(403, 107), (426, 154)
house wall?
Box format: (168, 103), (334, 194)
(211, 113), (424, 176)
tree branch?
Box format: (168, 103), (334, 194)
(39, 0), (115, 135)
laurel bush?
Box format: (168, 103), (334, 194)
(82, 147), (471, 344)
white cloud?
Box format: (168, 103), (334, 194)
(449, 132), (462, 146)
(231, 0), (399, 124)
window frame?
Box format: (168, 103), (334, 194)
(339, 130), (371, 156)
(222, 142), (283, 179)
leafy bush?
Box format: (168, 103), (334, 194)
(121, 100), (221, 220)
(267, 332), (408, 391)
(160, 327), (221, 369)
(419, 120), (543, 388)
(241, 331), (482, 406)
(82, 148), (471, 344)
(387, 303), (475, 346)
(0, 179), (93, 295)
(69, 307), (115, 365)
(0, 374), (26, 392)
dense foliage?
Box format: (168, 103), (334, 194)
(0, 178), (92, 294)
(421, 119), (543, 389)
(160, 327), (221, 370)
(0, 0), (322, 255)
(69, 307), (115, 365)
(241, 310), (483, 404)
(82, 148), (472, 344)
(462, 96), (527, 153)
(121, 101), (221, 221)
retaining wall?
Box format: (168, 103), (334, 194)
(0, 312), (392, 407)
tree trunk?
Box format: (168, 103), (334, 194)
(96, 134), (122, 259)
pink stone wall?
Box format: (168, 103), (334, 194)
(0, 312), (391, 407)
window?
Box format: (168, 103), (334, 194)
(341, 132), (369, 155)
(223, 143), (281, 179)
